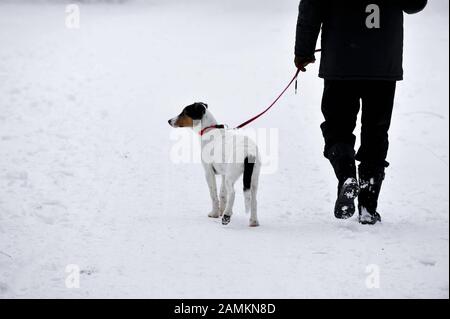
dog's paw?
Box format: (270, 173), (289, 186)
(208, 211), (220, 218)
(249, 219), (260, 227)
(222, 215), (231, 225)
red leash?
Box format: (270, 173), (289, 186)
(199, 70), (299, 136)
(200, 49), (321, 136)
(235, 68), (301, 130)
(200, 69), (301, 136)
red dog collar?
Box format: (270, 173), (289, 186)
(199, 125), (226, 136)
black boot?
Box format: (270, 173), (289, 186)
(327, 143), (359, 219)
(335, 177), (360, 219)
(358, 166), (384, 225)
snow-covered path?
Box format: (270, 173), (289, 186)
(0, 0), (448, 298)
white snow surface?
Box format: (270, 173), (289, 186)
(0, 0), (448, 299)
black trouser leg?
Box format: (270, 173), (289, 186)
(356, 81), (396, 218)
(321, 80), (360, 184)
(356, 81), (396, 173)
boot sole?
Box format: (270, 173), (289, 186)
(335, 180), (360, 220)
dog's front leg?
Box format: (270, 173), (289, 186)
(205, 168), (220, 218)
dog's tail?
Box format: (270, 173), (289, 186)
(243, 155), (256, 214)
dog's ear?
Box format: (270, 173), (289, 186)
(185, 103), (207, 120)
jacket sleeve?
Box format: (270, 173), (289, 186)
(295, 0), (323, 58)
(402, 0), (428, 14)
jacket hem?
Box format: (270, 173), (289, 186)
(319, 74), (403, 81)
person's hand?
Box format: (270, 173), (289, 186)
(295, 55), (316, 72)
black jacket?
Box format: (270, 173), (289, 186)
(295, 0), (427, 81)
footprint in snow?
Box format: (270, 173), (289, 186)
(0, 282), (8, 294)
(1, 136), (16, 141)
(419, 259), (437, 267)
(5, 171), (28, 187)
(80, 267), (98, 276)
(32, 201), (68, 225)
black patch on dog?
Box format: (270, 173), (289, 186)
(243, 156), (255, 191)
(184, 102), (207, 120)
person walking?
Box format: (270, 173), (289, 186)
(295, 0), (428, 224)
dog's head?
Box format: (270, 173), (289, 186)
(168, 102), (208, 128)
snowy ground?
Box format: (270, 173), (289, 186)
(0, 0), (448, 299)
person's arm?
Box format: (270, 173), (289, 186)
(402, 0), (428, 14)
(294, 0), (323, 71)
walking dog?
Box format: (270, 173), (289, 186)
(168, 102), (261, 227)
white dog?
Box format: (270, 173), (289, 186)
(168, 102), (261, 227)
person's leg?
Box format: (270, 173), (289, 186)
(357, 80), (396, 224)
(357, 81), (396, 170)
(321, 80), (361, 219)
(321, 80), (361, 183)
